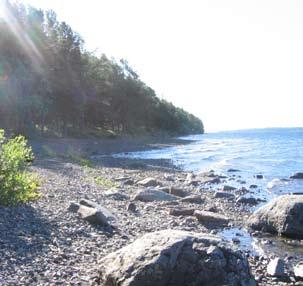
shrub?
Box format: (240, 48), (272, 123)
(0, 129), (39, 205)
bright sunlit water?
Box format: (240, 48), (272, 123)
(115, 128), (303, 197)
(114, 127), (303, 255)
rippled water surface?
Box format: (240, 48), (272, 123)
(115, 128), (303, 196)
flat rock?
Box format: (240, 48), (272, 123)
(214, 191), (235, 199)
(194, 210), (230, 225)
(133, 188), (178, 202)
(266, 258), (285, 277)
(159, 186), (189, 197)
(103, 190), (129, 201)
(169, 187), (189, 197)
(168, 207), (195, 216)
(236, 196), (258, 205)
(227, 169), (240, 172)
(247, 195), (303, 238)
(223, 185), (236, 191)
(97, 229), (254, 286)
(180, 195), (204, 204)
(137, 177), (161, 187)
(200, 176), (221, 184)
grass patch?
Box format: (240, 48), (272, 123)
(40, 145), (93, 167)
(94, 176), (118, 188)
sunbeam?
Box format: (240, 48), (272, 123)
(0, 1), (45, 72)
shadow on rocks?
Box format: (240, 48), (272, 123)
(0, 204), (56, 267)
(91, 156), (179, 173)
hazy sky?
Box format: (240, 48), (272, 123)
(23, 0), (303, 131)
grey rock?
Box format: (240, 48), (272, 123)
(114, 176), (131, 181)
(68, 202), (80, 213)
(169, 187), (189, 198)
(290, 172), (303, 179)
(168, 207), (195, 216)
(236, 196), (258, 205)
(266, 258), (285, 277)
(77, 205), (110, 226)
(133, 188), (178, 202)
(247, 195), (303, 238)
(200, 176), (221, 184)
(79, 199), (100, 209)
(215, 191), (235, 199)
(103, 190), (129, 201)
(123, 179), (134, 185)
(159, 186), (189, 197)
(137, 177), (161, 187)
(97, 229), (254, 286)
(180, 195), (204, 204)
(255, 174), (264, 179)
(194, 210), (230, 225)
(127, 202), (137, 212)
(223, 185), (236, 191)
(227, 169), (240, 172)
(249, 185), (258, 189)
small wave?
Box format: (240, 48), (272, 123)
(210, 159), (231, 169)
(267, 178), (287, 189)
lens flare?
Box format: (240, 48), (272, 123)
(0, 1), (45, 72)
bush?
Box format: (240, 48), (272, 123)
(0, 129), (39, 205)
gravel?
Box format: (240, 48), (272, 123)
(0, 153), (302, 285)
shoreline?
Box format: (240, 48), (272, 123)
(1, 137), (302, 285)
(30, 136), (195, 158)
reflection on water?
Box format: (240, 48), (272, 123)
(219, 227), (303, 258)
(114, 128), (303, 197)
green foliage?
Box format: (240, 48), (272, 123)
(40, 145), (92, 167)
(0, 129), (39, 205)
(66, 152), (92, 167)
(94, 177), (118, 188)
(0, 1), (204, 137)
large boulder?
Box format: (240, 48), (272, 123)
(247, 195), (303, 238)
(97, 230), (254, 286)
(133, 188), (178, 202)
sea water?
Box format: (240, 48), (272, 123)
(114, 128), (303, 255)
(115, 128), (303, 197)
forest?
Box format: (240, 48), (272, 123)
(0, 1), (204, 137)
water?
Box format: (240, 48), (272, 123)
(114, 128), (303, 197)
(114, 128), (303, 256)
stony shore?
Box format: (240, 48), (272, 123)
(1, 138), (303, 285)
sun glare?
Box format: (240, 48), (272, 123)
(0, 2), (5, 19)
(0, 0), (45, 71)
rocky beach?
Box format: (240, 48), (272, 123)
(1, 137), (303, 286)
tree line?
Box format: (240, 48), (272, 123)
(0, 1), (204, 137)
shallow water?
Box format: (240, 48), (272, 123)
(219, 227), (303, 258)
(114, 128), (303, 198)
(114, 128), (303, 256)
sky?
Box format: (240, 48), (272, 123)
(21, 0), (303, 132)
